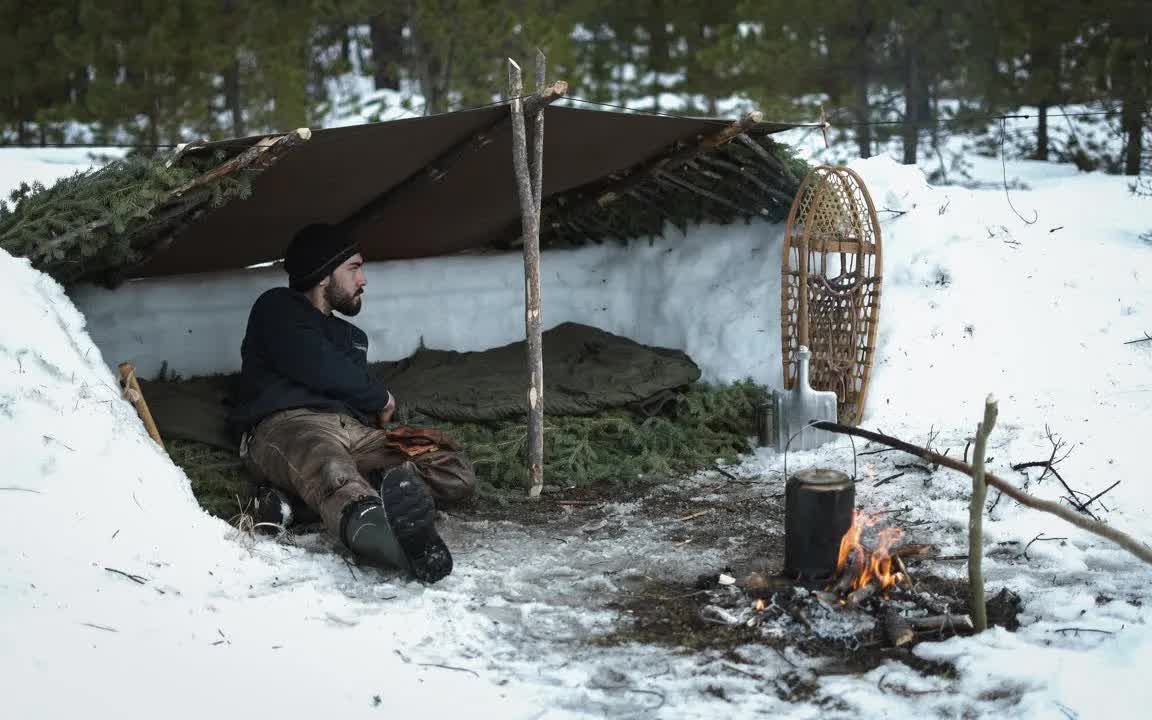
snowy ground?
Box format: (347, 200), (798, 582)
(3, 127), (1152, 718)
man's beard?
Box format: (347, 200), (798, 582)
(326, 283), (362, 316)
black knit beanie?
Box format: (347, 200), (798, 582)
(284, 223), (359, 292)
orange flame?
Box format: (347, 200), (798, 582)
(834, 510), (905, 591)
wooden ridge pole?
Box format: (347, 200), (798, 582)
(341, 80), (567, 236)
(508, 54), (546, 498)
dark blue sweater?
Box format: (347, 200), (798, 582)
(230, 287), (390, 434)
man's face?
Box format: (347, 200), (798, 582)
(324, 253), (366, 316)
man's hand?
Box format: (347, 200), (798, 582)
(377, 393), (396, 427)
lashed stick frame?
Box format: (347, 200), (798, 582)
(781, 166), (882, 426)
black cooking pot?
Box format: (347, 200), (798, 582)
(784, 468), (855, 583)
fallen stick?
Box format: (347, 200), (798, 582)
(673, 509), (713, 522)
(1081, 480), (1122, 511)
(910, 614), (974, 632)
(810, 421), (1152, 567)
(895, 463), (934, 474)
(1021, 532), (1068, 560)
(104, 567), (148, 585)
(874, 471), (906, 487)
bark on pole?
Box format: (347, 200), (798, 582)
(532, 49), (545, 218)
(969, 395), (998, 632)
(508, 56), (545, 498)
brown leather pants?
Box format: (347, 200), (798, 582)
(242, 409), (476, 538)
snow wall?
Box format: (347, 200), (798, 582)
(70, 221), (787, 387)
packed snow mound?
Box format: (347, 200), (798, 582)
(0, 250), (228, 568)
(0, 249), (537, 718)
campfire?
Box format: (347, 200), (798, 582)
(802, 510), (977, 645)
(748, 505), (978, 648)
(670, 464), (1024, 657)
(825, 511), (907, 605)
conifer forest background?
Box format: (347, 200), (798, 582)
(1, 1), (1149, 175)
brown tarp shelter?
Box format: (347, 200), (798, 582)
(135, 105), (802, 279)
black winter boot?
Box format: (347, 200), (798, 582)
(340, 465), (453, 583)
(252, 485), (294, 535)
(340, 499), (412, 574)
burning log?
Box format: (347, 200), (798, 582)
(846, 581), (878, 608)
(829, 545), (864, 595)
(891, 543), (938, 560)
(827, 511), (907, 600)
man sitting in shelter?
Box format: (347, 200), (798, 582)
(230, 223), (476, 583)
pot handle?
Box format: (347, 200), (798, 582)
(782, 420), (857, 482)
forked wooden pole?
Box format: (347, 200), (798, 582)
(508, 56), (545, 498)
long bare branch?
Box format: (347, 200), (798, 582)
(811, 421), (1152, 566)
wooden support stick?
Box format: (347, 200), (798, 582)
(43, 129), (311, 284)
(969, 395), (998, 632)
(117, 363), (163, 447)
(509, 57), (545, 499)
(734, 133), (790, 175)
(169, 128), (311, 197)
(810, 420), (1152, 567)
(694, 155), (798, 206)
(654, 170), (752, 215)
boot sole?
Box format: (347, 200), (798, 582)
(375, 465), (453, 583)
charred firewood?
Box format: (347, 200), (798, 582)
(890, 543), (938, 560)
(846, 581), (878, 608)
(829, 548), (863, 595)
